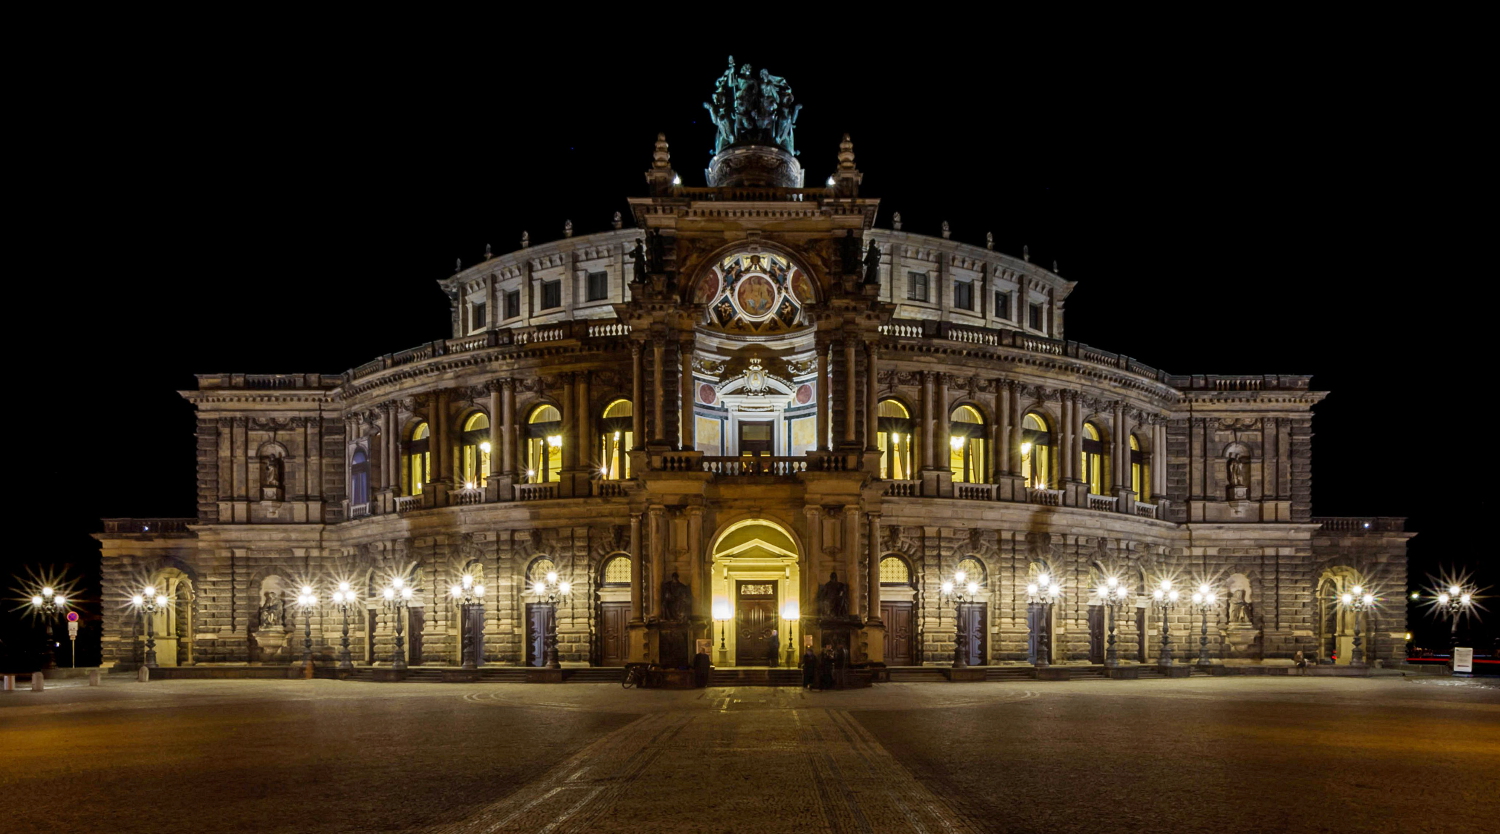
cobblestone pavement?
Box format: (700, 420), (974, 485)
(2, 677), (1496, 833)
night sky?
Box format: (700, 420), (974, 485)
(6, 27), (1488, 666)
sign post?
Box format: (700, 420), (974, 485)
(1454, 646), (1474, 674)
(66, 611), (79, 668)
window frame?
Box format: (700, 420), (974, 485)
(954, 280), (974, 311)
(994, 290), (1011, 321)
(540, 279), (562, 310)
(1029, 303), (1044, 331)
(504, 289), (521, 320)
(907, 271), (930, 302)
(586, 270), (609, 302)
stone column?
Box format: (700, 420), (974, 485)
(1113, 401), (1128, 490)
(680, 339), (695, 451)
(380, 404), (395, 491)
(434, 389), (451, 483)
(501, 380), (516, 476)
(648, 506), (665, 619)
(919, 371), (934, 471)
(865, 342), (879, 451)
(1008, 383), (1022, 477)
(487, 383), (503, 485)
(630, 341), (644, 450)
(866, 513), (882, 621)
(803, 506), (822, 615)
(933, 373), (949, 468)
(577, 370), (591, 470)
(995, 379), (1011, 477)
(561, 374), (577, 470)
(687, 507), (704, 619)
(652, 339), (667, 445)
(816, 341), (831, 451)
(1072, 394), (1084, 482)
(629, 513), (643, 622)
(843, 338), (858, 445)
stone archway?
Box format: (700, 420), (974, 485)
(709, 519), (802, 667)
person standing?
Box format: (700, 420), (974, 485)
(819, 645), (835, 690)
(801, 644), (818, 689)
(766, 628), (779, 668)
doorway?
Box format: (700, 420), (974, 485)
(882, 601), (914, 665)
(957, 602), (986, 666)
(407, 608), (424, 665)
(739, 421), (773, 455)
(735, 580), (779, 666)
(1088, 604), (1105, 664)
(525, 603), (549, 667)
(599, 601), (629, 666)
(461, 604), (485, 667)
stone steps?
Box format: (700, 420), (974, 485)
(710, 668), (803, 687)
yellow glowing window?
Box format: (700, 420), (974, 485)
(1021, 412), (1052, 489)
(602, 556), (631, 585)
(877, 399), (913, 479)
(527, 405), (562, 483)
(879, 556), (911, 585)
(460, 412), (491, 487)
(949, 405), (986, 484)
(956, 557), (985, 586)
(406, 422), (431, 496)
(600, 399), (633, 479)
(1082, 422), (1107, 496)
(1131, 434), (1149, 502)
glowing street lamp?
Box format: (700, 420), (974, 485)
(1151, 579), (1181, 669)
(942, 569), (982, 669)
(1435, 583), (1476, 669)
(381, 576), (416, 671)
(130, 586), (170, 669)
(29, 585), (68, 671)
(1094, 577), (1132, 668)
(1191, 583), (1220, 668)
(295, 585), (319, 667)
(1336, 585), (1377, 667)
(530, 571), (570, 670)
(782, 600), (799, 663)
(712, 599), (731, 653)
(1026, 573), (1063, 668)
(450, 574), (487, 670)
(330, 582), (358, 671)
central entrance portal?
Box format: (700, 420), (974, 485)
(735, 580), (780, 666)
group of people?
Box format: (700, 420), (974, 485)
(800, 642), (849, 691)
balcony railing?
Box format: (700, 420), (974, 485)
(394, 495), (424, 514)
(700, 457), (808, 476)
(1030, 488), (1064, 506)
(101, 518), (195, 535)
(1311, 517), (1406, 533)
(516, 483), (557, 501)
(883, 480), (919, 497)
(1135, 502), (1159, 519)
(1088, 494), (1119, 512)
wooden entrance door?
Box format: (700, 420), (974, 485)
(957, 602), (986, 666)
(525, 603), (549, 667)
(462, 604), (485, 667)
(599, 602), (630, 666)
(407, 608), (424, 664)
(882, 601), (914, 665)
(739, 421), (773, 455)
(1027, 603), (1045, 664)
(1088, 604), (1105, 664)
(735, 580), (779, 666)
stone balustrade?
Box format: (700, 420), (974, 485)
(1030, 488), (1064, 506)
(101, 518), (194, 535)
(515, 483), (557, 501)
(1088, 494), (1119, 512)
(1311, 516), (1406, 533)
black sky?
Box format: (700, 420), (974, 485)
(5, 19), (1489, 664)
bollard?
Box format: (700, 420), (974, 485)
(32, 672), (45, 691)
(137, 666), (150, 683)
(89, 669), (101, 686)
(2, 674), (13, 691)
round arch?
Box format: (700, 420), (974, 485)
(707, 515), (804, 668)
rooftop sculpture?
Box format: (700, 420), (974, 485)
(703, 56), (802, 155)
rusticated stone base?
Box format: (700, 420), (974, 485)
(944, 668), (986, 682)
(1033, 667), (1071, 681)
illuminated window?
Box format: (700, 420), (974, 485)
(1082, 422), (1109, 496)
(528, 558), (557, 584)
(459, 413), (491, 487)
(954, 280), (973, 311)
(600, 399), (633, 479)
(956, 557), (986, 586)
(350, 447), (369, 506)
(948, 405), (986, 484)
(602, 555), (631, 586)
(1131, 434), (1150, 502)
(879, 556), (912, 586)
(526, 405), (562, 483)
(877, 399), (913, 479)
(1020, 412), (1052, 489)
(405, 422), (431, 496)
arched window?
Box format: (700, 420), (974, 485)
(459, 412), (490, 489)
(600, 399), (633, 479)
(1020, 412), (1052, 489)
(601, 555), (631, 586)
(527, 558), (558, 585)
(1131, 434), (1150, 502)
(405, 422), (431, 496)
(1082, 422), (1109, 496)
(525, 405), (562, 483)
(350, 448), (369, 506)
(877, 399), (914, 479)
(956, 557), (986, 587)
(879, 556), (913, 586)
(949, 405), (986, 483)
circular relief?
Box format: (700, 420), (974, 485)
(698, 383), (717, 405)
(795, 384), (813, 405)
(790, 269), (815, 305)
(693, 273), (720, 304)
(734, 273), (778, 319)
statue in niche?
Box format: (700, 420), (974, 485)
(630, 239), (647, 282)
(257, 592), (282, 629)
(1226, 447), (1250, 499)
(817, 571), (851, 619)
(1231, 589), (1254, 625)
(262, 455), (283, 489)
(862, 241), (881, 285)
(660, 572), (692, 622)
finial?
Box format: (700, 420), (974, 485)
(941, 221), (951, 240)
(837, 133), (856, 170)
(564, 219), (573, 238)
(653, 133), (671, 169)
(893, 212), (903, 231)
(1023, 245), (1030, 262)
(612, 211), (622, 230)
(484, 243), (493, 260)
(521, 231), (530, 249)
(986, 232), (994, 250)
(455, 258), (463, 274)
(1053, 260), (1060, 274)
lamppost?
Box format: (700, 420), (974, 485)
(1338, 585), (1376, 667)
(1151, 579), (1181, 669)
(130, 586), (169, 669)
(530, 570), (570, 670)
(330, 582), (357, 671)
(296, 585), (318, 667)
(1026, 573), (1062, 668)
(381, 576), (415, 671)
(1093, 577), (1131, 668)
(1435, 584), (1475, 669)
(782, 600), (799, 666)
(449, 573), (486, 670)
(28, 586), (67, 671)
(941, 569), (981, 669)
(1191, 583), (1220, 669)
(712, 599), (731, 659)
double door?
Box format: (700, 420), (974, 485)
(882, 601), (914, 666)
(735, 580), (779, 666)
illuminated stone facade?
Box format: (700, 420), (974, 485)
(95, 104), (1411, 674)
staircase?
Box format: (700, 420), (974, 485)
(710, 668), (803, 687)
(886, 667), (948, 682)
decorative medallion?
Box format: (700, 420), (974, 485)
(735, 273), (777, 319)
(791, 270), (815, 305)
(693, 272), (720, 304)
(698, 383), (717, 405)
(697, 251), (807, 332)
(795, 384), (813, 405)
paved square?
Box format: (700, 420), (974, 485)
(2, 676), (1495, 833)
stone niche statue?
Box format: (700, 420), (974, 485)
(630, 238), (647, 283)
(862, 241), (881, 285)
(660, 571), (693, 622)
(257, 592), (283, 629)
(260, 454), (284, 501)
(816, 571), (851, 619)
(1225, 445), (1250, 500)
